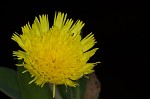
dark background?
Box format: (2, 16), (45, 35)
(0, 0), (149, 99)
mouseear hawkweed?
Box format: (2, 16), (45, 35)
(11, 12), (99, 98)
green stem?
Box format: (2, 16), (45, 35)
(53, 84), (56, 98)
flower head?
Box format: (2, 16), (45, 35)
(12, 12), (99, 97)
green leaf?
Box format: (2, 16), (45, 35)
(73, 77), (89, 99)
(0, 66), (21, 99)
(56, 85), (73, 99)
(0, 65), (89, 99)
(17, 66), (53, 99)
(57, 77), (88, 99)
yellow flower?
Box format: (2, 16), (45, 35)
(12, 12), (99, 97)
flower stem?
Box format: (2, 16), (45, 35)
(53, 84), (56, 98)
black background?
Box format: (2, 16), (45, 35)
(0, 0), (149, 99)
